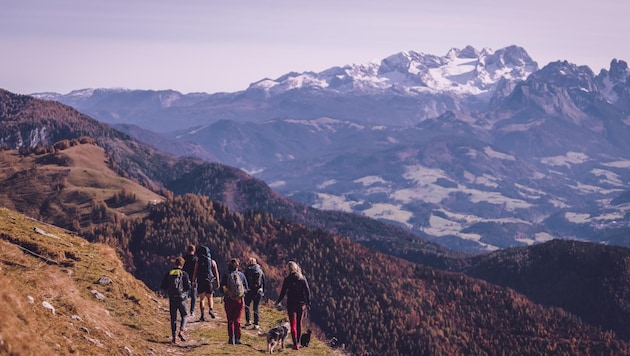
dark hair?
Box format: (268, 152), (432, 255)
(228, 258), (240, 271)
(174, 256), (185, 267)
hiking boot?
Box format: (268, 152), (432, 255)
(198, 316), (206, 322)
(178, 332), (187, 342)
(209, 309), (216, 319)
(244, 321), (251, 326)
(189, 312), (195, 317)
(171, 337), (177, 344)
(235, 339), (242, 345)
(227, 338), (234, 345)
(253, 324), (259, 330)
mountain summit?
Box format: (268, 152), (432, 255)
(250, 45), (538, 97)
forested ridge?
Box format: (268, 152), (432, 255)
(460, 240), (630, 341)
(82, 194), (630, 355)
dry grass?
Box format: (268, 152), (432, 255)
(0, 146), (165, 226)
(0, 207), (340, 355)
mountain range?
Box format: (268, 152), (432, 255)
(32, 45), (630, 254)
(3, 74), (630, 354)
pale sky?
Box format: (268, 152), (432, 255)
(1, 0), (628, 95)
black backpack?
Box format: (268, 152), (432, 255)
(245, 264), (263, 290)
(166, 269), (188, 300)
(196, 246), (215, 283)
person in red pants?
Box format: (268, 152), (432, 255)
(276, 261), (311, 350)
(220, 258), (249, 345)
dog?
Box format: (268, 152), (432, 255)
(300, 329), (312, 347)
(263, 322), (290, 354)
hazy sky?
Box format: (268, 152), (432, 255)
(2, 0), (628, 95)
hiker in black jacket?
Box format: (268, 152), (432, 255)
(161, 256), (191, 344)
(243, 257), (266, 330)
(276, 260), (311, 350)
(182, 245), (198, 317)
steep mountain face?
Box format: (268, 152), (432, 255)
(600, 59), (630, 112)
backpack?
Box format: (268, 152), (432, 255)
(196, 246), (215, 283)
(245, 264), (263, 290)
(167, 269), (187, 300)
(225, 270), (245, 300)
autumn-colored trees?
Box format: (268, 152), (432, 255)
(81, 194), (630, 355)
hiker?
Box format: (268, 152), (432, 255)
(194, 245), (220, 321)
(276, 260), (311, 350)
(220, 258), (249, 345)
(182, 245), (198, 317)
(244, 257), (266, 330)
(160, 256), (191, 344)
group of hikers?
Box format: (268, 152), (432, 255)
(160, 244), (311, 350)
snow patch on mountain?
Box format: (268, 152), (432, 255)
(603, 160), (630, 168)
(362, 203), (414, 228)
(281, 117), (366, 132)
(541, 152), (590, 167)
(313, 193), (355, 212)
(354, 176), (388, 186)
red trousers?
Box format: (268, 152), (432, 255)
(287, 305), (306, 345)
(224, 297), (244, 340)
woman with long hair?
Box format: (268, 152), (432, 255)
(276, 261), (311, 350)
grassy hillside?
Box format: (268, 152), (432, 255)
(0, 145), (164, 230)
(0, 207), (338, 355)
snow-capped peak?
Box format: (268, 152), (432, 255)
(248, 45), (538, 97)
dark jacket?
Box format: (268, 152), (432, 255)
(182, 253), (197, 280)
(160, 267), (191, 302)
(244, 263), (266, 293)
(276, 272), (310, 309)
